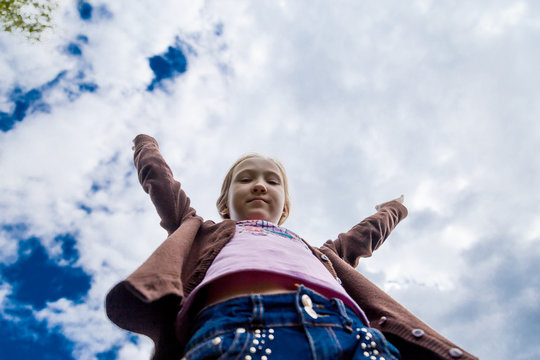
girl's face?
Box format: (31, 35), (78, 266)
(226, 157), (286, 224)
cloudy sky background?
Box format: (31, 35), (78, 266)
(1, 0), (539, 359)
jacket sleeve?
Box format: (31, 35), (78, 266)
(331, 200), (408, 268)
(319, 248), (479, 360)
(133, 134), (196, 235)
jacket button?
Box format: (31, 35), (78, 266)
(320, 254), (329, 261)
(411, 328), (425, 338)
(449, 348), (464, 358)
(378, 316), (387, 325)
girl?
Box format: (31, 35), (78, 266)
(106, 134), (477, 360)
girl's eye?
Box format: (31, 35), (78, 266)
(239, 178), (251, 183)
(268, 179), (281, 185)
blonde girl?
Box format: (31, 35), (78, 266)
(106, 134), (477, 360)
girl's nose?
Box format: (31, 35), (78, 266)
(252, 183), (267, 193)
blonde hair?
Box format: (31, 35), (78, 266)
(216, 154), (291, 225)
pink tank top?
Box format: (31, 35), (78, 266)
(177, 220), (368, 325)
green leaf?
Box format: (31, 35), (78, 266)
(0, 0), (58, 41)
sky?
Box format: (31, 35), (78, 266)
(1, 0), (539, 359)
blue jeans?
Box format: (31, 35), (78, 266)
(181, 285), (401, 360)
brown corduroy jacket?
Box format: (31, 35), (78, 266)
(105, 134), (478, 360)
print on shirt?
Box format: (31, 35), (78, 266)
(236, 220), (309, 250)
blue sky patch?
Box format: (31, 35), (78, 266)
(77, 34), (89, 43)
(1, 88), (45, 132)
(13, 89), (42, 120)
(147, 46), (188, 91)
(0, 237), (91, 310)
(96, 347), (119, 360)
(56, 233), (79, 264)
(0, 309), (75, 360)
(77, 2), (112, 22)
(79, 82), (98, 93)
(78, 204), (92, 214)
(44, 70), (68, 89)
(66, 43), (83, 56)
(0, 68), (101, 132)
(2, 31), (102, 132)
(65, 34), (89, 57)
(78, 1), (93, 21)
(0, 71), (67, 132)
(90, 180), (108, 193)
(0, 112), (10, 131)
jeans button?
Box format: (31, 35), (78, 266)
(301, 294), (313, 307)
(305, 306), (319, 319)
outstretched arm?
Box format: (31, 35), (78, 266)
(133, 134), (196, 235)
(325, 196), (407, 268)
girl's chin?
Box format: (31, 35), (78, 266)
(244, 213), (277, 223)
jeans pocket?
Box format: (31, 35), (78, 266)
(183, 329), (250, 360)
(182, 336), (224, 360)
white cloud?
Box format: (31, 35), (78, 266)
(477, 2), (527, 36)
(116, 338), (154, 360)
(35, 298), (135, 360)
(0, 228), (21, 266)
(0, 281), (13, 312)
(1, 1), (540, 359)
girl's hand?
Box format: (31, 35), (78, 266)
(375, 194), (404, 211)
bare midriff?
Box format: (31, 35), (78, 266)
(199, 271), (299, 309)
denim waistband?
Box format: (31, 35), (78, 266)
(190, 285), (361, 342)
(183, 285), (401, 360)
